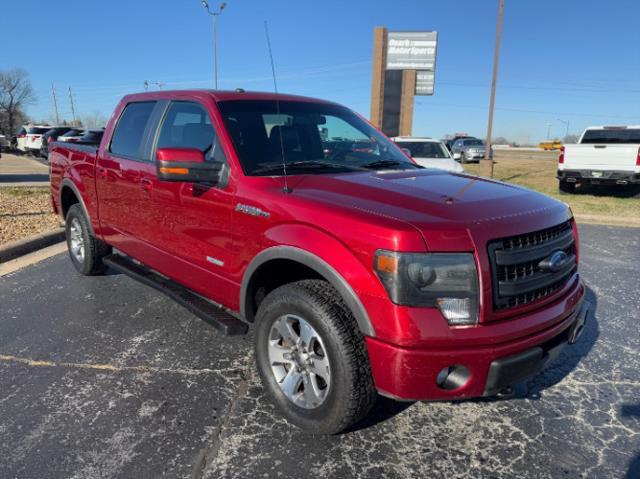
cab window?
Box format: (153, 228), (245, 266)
(156, 101), (225, 163)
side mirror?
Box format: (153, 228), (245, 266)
(401, 147), (412, 158)
(156, 147), (222, 183)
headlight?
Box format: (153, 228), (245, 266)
(374, 251), (479, 325)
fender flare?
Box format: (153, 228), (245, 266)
(59, 178), (95, 235)
(240, 246), (376, 337)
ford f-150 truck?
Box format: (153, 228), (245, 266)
(557, 125), (640, 193)
(50, 90), (589, 434)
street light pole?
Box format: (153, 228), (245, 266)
(557, 118), (570, 138)
(202, 1), (227, 89)
(485, 0), (504, 179)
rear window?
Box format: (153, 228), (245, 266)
(396, 141), (449, 158)
(60, 129), (84, 137)
(581, 128), (640, 144)
(28, 127), (50, 134)
(110, 101), (156, 159)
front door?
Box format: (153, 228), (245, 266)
(146, 100), (235, 305)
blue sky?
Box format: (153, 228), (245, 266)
(2, 0), (639, 143)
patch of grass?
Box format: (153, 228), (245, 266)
(2, 187), (50, 198)
(465, 153), (640, 225)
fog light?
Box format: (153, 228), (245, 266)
(437, 297), (476, 325)
(436, 365), (471, 390)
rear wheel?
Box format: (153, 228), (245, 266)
(65, 204), (111, 275)
(559, 180), (576, 194)
(254, 280), (376, 434)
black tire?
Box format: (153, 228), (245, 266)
(559, 180), (576, 194)
(254, 279), (376, 434)
(65, 203), (111, 275)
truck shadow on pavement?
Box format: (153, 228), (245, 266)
(351, 285), (600, 432)
(622, 404), (640, 479)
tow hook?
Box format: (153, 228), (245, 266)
(568, 301), (590, 344)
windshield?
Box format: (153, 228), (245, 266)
(396, 141), (450, 158)
(217, 100), (419, 176)
(61, 129), (84, 137)
(581, 128), (640, 144)
(464, 139), (483, 146)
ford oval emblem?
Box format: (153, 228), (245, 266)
(539, 250), (569, 273)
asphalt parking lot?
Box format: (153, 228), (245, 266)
(1, 223), (639, 479)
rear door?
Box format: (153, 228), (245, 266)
(96, 100), (164, 258)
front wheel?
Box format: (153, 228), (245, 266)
(254, 280), (376, 434)
(65, 204), (111, 275)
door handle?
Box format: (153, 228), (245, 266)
(140, 178), (153, 192)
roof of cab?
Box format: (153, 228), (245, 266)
(119, 89), (338, 105)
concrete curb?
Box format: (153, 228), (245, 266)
(0, 228), (65, 263)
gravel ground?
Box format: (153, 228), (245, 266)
(0, 187), (60, 245)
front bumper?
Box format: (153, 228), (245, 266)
(366, 282), (588, 401)
(558, 169), (640, 185)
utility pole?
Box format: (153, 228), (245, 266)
(51, 82), (61, 125)
(144, 80), (149, 91)
(202, 1), (227, 89)
(68, 87), (77, 125)
(485, 0), (504, 179)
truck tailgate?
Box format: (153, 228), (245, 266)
(563, 144), (639, 171)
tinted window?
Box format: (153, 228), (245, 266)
(218, 100), (417, 175)
(78, 131), (104, 145)
(581, 129), (640, 144)
(464, 139), (483, 146)
(157, 102), (219, 159)
(60, 129), (84, 137)
(28, 127), (51, 134)
(110, 101), (156, 158)
(396, 141), (449, 158)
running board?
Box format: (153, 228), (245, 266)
(103, 254), (248, 336)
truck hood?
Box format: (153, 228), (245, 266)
(292, 169), (570, 250)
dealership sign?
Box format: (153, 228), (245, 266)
(386, 31), (438, 70)
(415, 71), (435, 95)
(385, 31), (438, 96)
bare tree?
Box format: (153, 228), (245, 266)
(0, 68), (36, 135)
(81, 111), (107, 129)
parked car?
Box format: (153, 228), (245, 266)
(40, 127), (76, 159)
(24, 125), (53, 155)
(443, 134), (475, 152)
(75, 129), (104, 145)
(392, 137), (464, 173)
(14, 125), (30, 152)
(50, 90), (589, 434)
(557, 125), (640, 193)
(451, 138), (492, 163)
(0, 134), (9, 149)
(57, 128), (85, 143)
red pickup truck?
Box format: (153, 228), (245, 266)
(50, 90), (589, 434)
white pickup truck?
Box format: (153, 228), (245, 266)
(557, 126), (640, 193)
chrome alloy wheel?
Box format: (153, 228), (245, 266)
(267, 314), (331, 409)
(69, 217), (85, 263)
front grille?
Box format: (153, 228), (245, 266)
(488, 220), (576, 310)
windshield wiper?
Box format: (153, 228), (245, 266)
(252, 161), (366, 175)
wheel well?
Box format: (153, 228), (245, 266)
(60, 186), (79, 219)
(244, 259), (324, 322)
